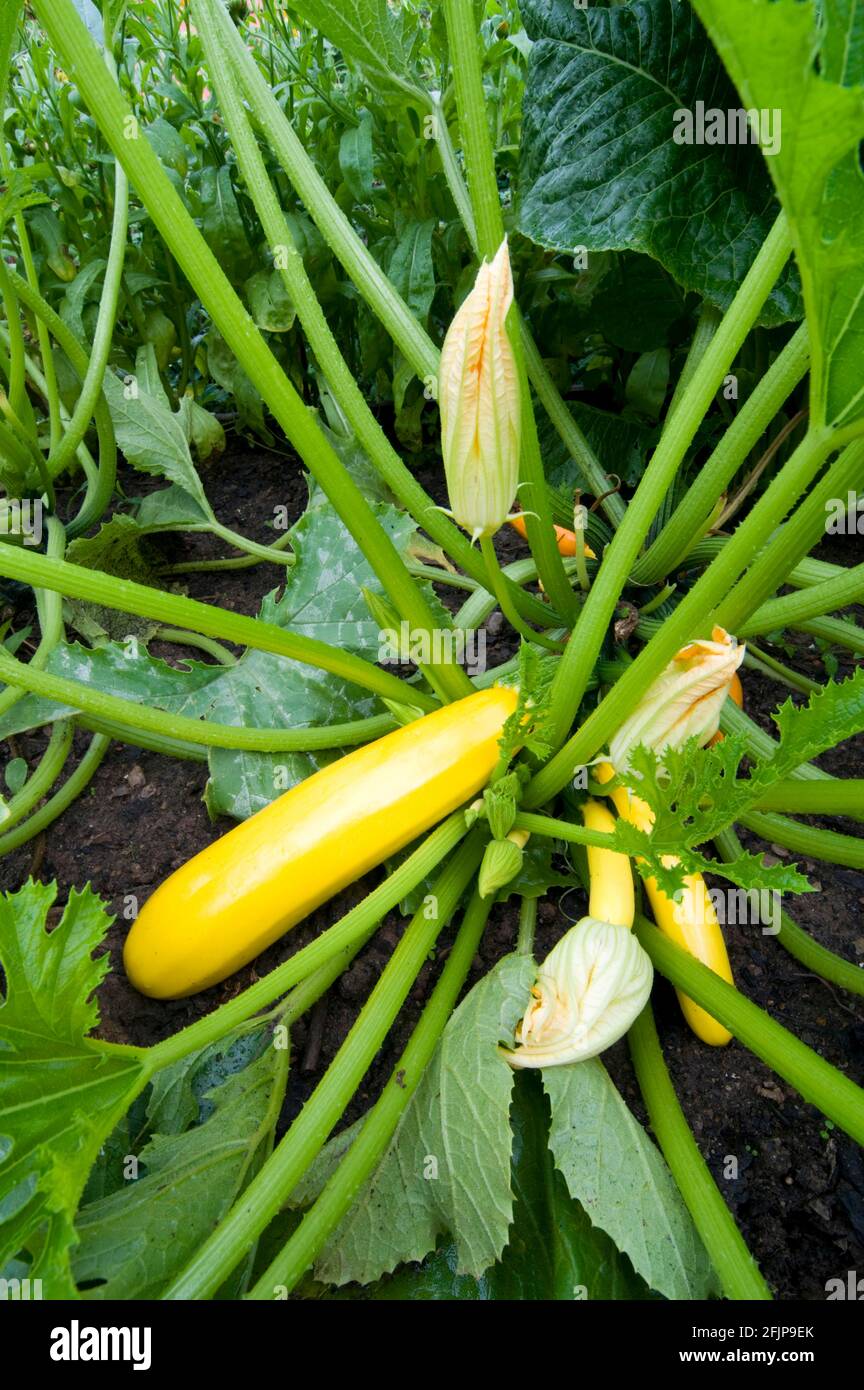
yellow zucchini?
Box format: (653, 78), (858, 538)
(598, 763), (734, 1046)
(581, 798), (635, 928)
(124, 685), (518, 999)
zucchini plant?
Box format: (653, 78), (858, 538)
(0, 0), (863, 1302)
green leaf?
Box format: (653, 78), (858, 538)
(102, 354), (211, 513)
(0, 501), (421, 821)
(206, 328), (270, 440)
(175, 395), (226, 467)
(245, 267), (297, 333)
(0, 881), (148, 1297)
(199, 166), (252, 281)
(339, 114), (374, 200)
(4, 758), (27, 795)
(540, 400), (655, 492)
(518, 0), (799, 324)
(72, 1031), (289, 1299)
(544, 1060), (719, 1300)
(145, 116), (189, 177)
(336, 1072), (655, 1300)
(290, 0), (422, 100)
(134, 483), (210, 529)
(693, 0), (864, 427)
(625, 348), (671, 420)
(387, 219), (436, 326)
(292, 954), (535, 1284)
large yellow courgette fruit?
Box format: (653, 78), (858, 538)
(597, 763), (733, 1046)
(124, 685), (518, 999)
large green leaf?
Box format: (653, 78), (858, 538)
(0, 501), (422, 820)
(518, 0), (799, 324)
(292, 953), (535, 1284)
(333, 1072), (654, 1300)
(694, 0), (864, 428)
(544, 1060), (719, 1300)
(73, 1031), (289, 1299)
(0, 881), (148, 1298)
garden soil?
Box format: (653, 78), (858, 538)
(2, 441), (862, 1300)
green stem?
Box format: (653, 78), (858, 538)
(8, 269), (117, 524)
(743, 644), (820, 696)
(152, 627), (237, 665)
(196, 0), (472, 699)
(541, 213), (793, 752)
(628, 1003), (771, 1301)
(714, 437), (864, 632)
(440, 0), (576, 621)
(522, 328), (626, 529)
(1, 720), (74, 830)
(513, 810), (616, 850)
(634, 323), (809, 584)
(715, 826), (864, 995)
(750, 779), (864, 817)
(74, 715), (207, 761)
(36, 0), (469, 705)
(479, 536), (565, 652)
(0, 547), (439, 712)
(194, 0), (577, 630)
(738, 809), (864, 870)
(633, 916), (864, 1145)
(516, 894), (537, 956)
(525, 422), (840, 809)
(0, 732), (109, 855)
(163, 832), (485, 1300)
(0, 516), (66, 721)
(666, 304), (722, 419)
(49, 55), (126, 535)
(207, 520), (296, 570)
(0, 644), (396, 752)
(796, 615), (864, 655)
(250, 885), (495, 1297)
(740, 563), (864, 643)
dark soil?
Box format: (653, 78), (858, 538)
(1, 443), (863, 1301)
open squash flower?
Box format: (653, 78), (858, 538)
(439, 240), (520, 542)
(503, 917), (653, 1069)
(608, 626), (745, 773)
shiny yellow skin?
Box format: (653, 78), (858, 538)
(598, 762), (733, 1046)
(582, 798), (634, 928)
(124, 685), (519, 999)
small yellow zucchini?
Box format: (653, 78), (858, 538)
(581, 798), (635, 927)
(124, 685), (518, 999)
(598, 764), (734, 1046)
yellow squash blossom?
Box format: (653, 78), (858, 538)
(503, 917), (653, 1069)
(439, 240), (520, 542)
(609, 626), (745, 772)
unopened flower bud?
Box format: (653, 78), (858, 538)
(478, 829), (529, 898)
(439, 241), (520, 542)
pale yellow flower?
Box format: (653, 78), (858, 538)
(503, 917), (653, 1069)
(609, 626), (745, 773)
(439, 241), (520, 541)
